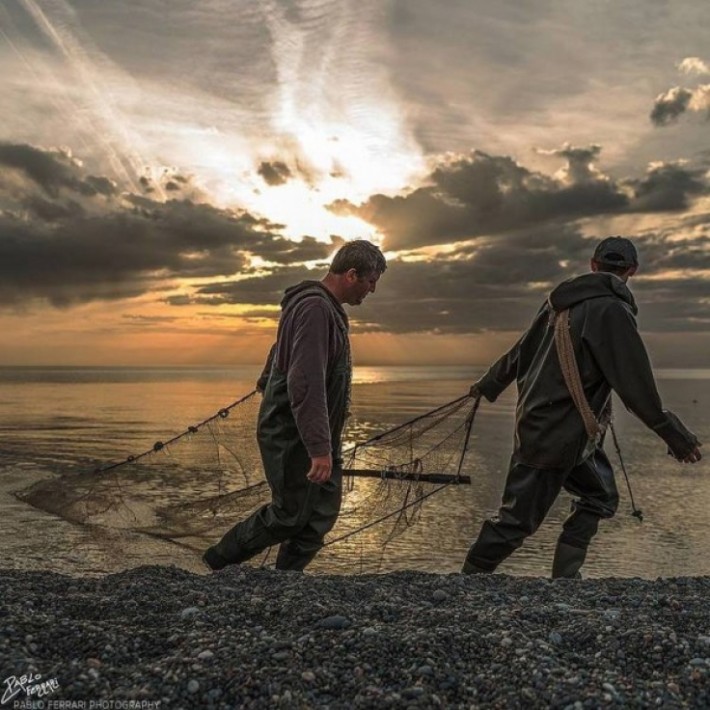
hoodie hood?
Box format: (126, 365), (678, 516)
(548, 272), (637, 315)
(280, 280), (349, 326)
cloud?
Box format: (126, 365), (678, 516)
(2, 143), (708, 341)
(651, 58), (710, 126)
(257, 161), (293, 186)
(0, 143), (118, 198)
(651, 87), (697, 125)
(627, 161), (707, 211)
(630, 232), (710, 273)
(172, 265), (320, 308)
(177, 214), (710, 337)
(678, 57), (710, 76)
(0, 143), (341, 308)
(381, 233), (710, 336)
(177, 223), (589, 332)
(255, 234), (346, 265)
(330, 149), (628, 250)
(635, 276), (710, 333)
(537, 143), (606, 185)
(330, 147), (707, 251)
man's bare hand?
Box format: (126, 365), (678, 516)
(681, 445), (702, 464)
(307, 454), (333, 483)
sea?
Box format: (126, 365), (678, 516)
(0, 365), (708, 579)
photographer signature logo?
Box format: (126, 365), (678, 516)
(2, 673), (60, 705)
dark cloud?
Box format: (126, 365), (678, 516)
(139, 171), (194, 195)
(258, 161), (293, 186)
(628, 162), (707, 211)
(374, 251), (710, 336)
(330, 149), (630, 250)
(254, 235), (345, 265)
(2, 143), (707, 340)
(122, 314), (180, 324)
(177, 224), (584, 330)
(650, 83), (710, 127)
(84, 175), (118, 197)
(179, 265), (319, 307)
(0, 144), (342, 308)
(21, 196), (84, 222)
(0, 142), (117, 198)
(178, 223), (710, 336)
(650, 87), (694, 126)
(538, 144), (604, 184)
(635, 277), (710, 333)
(630, 233), (710, 272)
(329, 148), (708, 251)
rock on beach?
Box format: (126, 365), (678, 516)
(0, 566), (708, 708)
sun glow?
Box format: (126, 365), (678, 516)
(249, 180), (377, 242)
(177, 117), (420, 243)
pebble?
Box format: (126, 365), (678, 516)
(180, 606), (200, 620)
(1, 566), (708, 708)
(316, 614), (351, 630)
(402, 687), (425, 699)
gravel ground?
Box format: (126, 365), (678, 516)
(0, 566), (709, 709)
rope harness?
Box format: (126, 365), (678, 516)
(553, 307), (643, 522)
(553, 309), (602, 441)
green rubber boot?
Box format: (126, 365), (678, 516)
(551, 542), (587, 579)
(461, 559), (492, 575)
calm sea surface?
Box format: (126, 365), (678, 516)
(0, 366), (708, 578)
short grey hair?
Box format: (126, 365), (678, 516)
(329, 239), (387, 277)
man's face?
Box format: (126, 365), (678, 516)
(345, 270), (380, 306)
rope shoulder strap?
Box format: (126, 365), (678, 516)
(552, 307), (601, 441)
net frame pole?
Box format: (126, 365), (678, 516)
(345, 470), (471, 484)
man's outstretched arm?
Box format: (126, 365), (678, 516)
(587, 303), (701, 463)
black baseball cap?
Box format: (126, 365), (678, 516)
(593, 236), (638, 268)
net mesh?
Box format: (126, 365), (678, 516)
(18, 391), (478, 572)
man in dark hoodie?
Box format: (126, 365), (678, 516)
(203, 239), (387, 572)
(462, 236), (702, 579)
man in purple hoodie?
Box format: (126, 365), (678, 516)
(462, 236), (702, 578)
(204, 240), (387, 572)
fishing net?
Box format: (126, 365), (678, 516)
(17, 390), (479, 573)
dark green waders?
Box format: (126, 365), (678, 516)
(462, 448), (619, 578)
(210, 351), (350, 572)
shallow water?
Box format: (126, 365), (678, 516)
(0, 366), (708, 578)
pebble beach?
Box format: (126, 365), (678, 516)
(1, 566), (709, 709)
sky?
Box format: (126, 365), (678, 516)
(1, 0), (709, 367)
